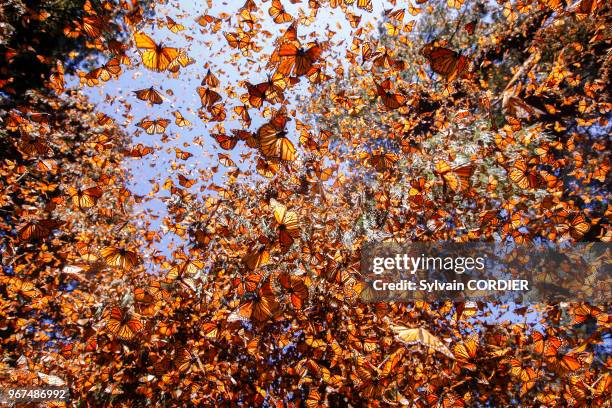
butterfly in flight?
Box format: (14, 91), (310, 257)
(134, 31), (179, 72)
(420, 43), (469, 82)
(435, 159), (474, 192)
(257, 112), (297, 162)
(103, 306), (144, 341)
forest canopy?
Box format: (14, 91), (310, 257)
(0, 0), (610, 406)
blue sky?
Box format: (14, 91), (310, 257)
(67, 0), (402, 261)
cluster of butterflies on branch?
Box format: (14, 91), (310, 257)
(0, 0), (610, 405)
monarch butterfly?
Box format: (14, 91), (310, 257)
(539, 170), (560, 189)
(272, 199), (301, 247)
(531, 330), (546, 354)
(172, 110), (191, 127)
(384, 8), (405, 22)
(269, 0), (293, 23)
(93, 57), (122, 82)
(174, 148), (193, 161)
(212, 133), (238, 150)
(18, 219), (62, 241)
(408, 177), (430, 206)
(246, 337), (263, 359)
(60, 342), (76, 357)
(239, 8), (257, 30)
(453, 301), (479, 322)
(134, 87), (164, 105)
(453, 334), (479, 371)
(208, 103), (227, 122)
(275, 21), (298, 46)
(224, 31), (255, 55)
(196, 87), (222, 109)
(330, 0), (371, 12)
(555, 212), (590, 240)
(571, 303), (603, 325)
(346, 12), (361, 28)
(263, 72), (290, 100)
(245, 82), (273, 109)
(147, 280), (172, 301)
(372, 47), (399, 69)
(133, 286), (155, 304)
(543, 336), (584, 373)
(100, 247), (139, 270)
(230, 281), (280, 322)
(165, 16), (185, 33)
(104, 306), (144, 340)
(447, 0), (464, 9)
(363, 151), (400, 172)
(256, 158), (279, 178)
(305, 65), (330, 84)
(165, 259), (202, 291)
(19, 136), (52, 156)
(233, 271), (265, 297)
(126, 143), (155, 158)
(245, 74), (287, 108)
(506, 160), (539, 189)
(233, 129), (258, 148)
(63, 11), (102, 38)
(175, 347), (200, 373)
(277, 273), (309, 309)
(157, 320), (178, 336)
(63, 22), (82, 39)
(241, 0), (257, 11)
(507, 358), (538, 382)
(435, 160), (474, 192)
(384, 22), (401, 37)
(48, 60), (65, 94)
(35, 158), (58, 174)
(375, 79), (406, 110)
(353, 366), (387, 399)
(67, 186), (103, 209)
(137, 118), (170, 135)
(233, 105), (252, 127)
(96, 112), (113, 125)
(305, 388), (325, 408)
(7, 277), (40, 298)
(276, 42), (324, 77)
(300, 131), (329, 154)
(420, 43), (469, 82)
(178, 174), (195, 188)
(167, 51), (195, 73)
(359, 41), (375, 63)
(389, 324), (454, 358)
(200, 316), (226, 340)
(197, 13), (221, 28)
(242, 245), (270, 271)
(203, 69), (220, 88)
(167, 258), (203, 278)
(572, 0), (599, 20)
(107, 37), (129, 56)
(356, 0), (373, 12)
(568, 373), (610, 405)
(78, 69), (101, 87)
(134, 31), (179, 72)
(535, 389), (558, 405)
(352, 350), (402, 398)
(257, 114), (296, 161)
